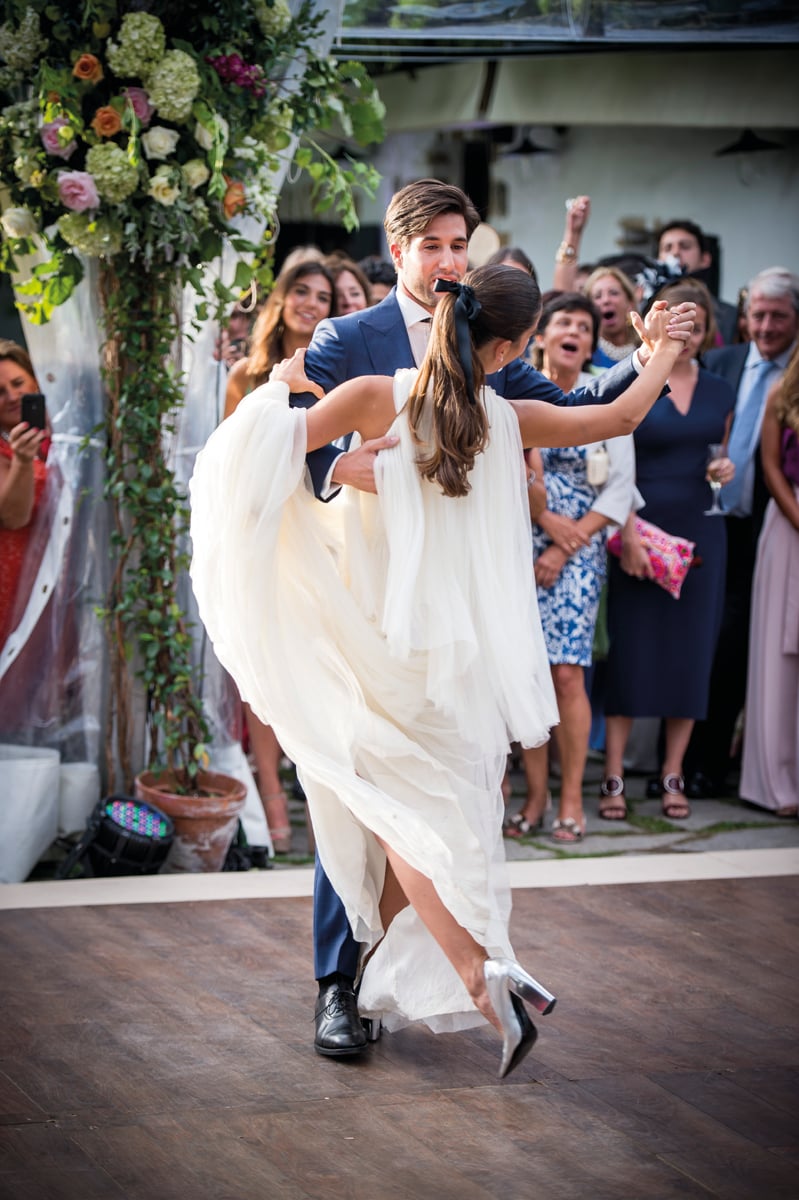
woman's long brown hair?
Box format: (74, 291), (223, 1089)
(776, 342), (799, 435)
(246, 260), (336, 381)
(406, 265), (541, 498)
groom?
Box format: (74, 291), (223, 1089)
(298, 178), (665, 1057)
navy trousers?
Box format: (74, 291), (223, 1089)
(313, 856), (360, 981)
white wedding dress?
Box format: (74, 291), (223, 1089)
(189, 370), (558, 1033)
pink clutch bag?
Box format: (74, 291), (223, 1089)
(607, 518), (696, 600)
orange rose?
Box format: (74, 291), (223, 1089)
(91, 106), (122, 137)
(222, 179), (246, 220)
(73, 54), (104, 84)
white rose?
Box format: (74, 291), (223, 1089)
(148, 168), (181, 207)
(141, 126), (181, 161)
(182, 158), (210, 189)
(194, 114), (228, 153)
(0, 206), (38, 237)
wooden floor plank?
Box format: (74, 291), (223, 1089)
(0, 877), (797, 1199)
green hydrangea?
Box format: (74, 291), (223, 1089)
(106, 12), (165, 79)
(146, 50), (200, 124)
(58, 212), (123, 257)
(259, 101), (294, 153)
(85, 143), (139, 203)
(254, 0), (292, 39)
(0, 9), (48, 89)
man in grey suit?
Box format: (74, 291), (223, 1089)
(687, 266), (799, 798)
(297, 178), (684, 1057)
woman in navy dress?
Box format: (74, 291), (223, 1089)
(602, 280), (736, 819)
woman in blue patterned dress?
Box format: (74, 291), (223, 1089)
(504, 293), (638, 842)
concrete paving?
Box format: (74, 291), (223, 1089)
(277, 755), (799, 867)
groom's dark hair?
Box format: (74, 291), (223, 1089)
(384, 179), (481, 249)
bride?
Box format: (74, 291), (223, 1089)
(190, 265), (693, 1078)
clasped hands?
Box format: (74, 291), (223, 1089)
(634, 300), (696, 362)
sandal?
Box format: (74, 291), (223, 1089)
(598, 774), (627, 820)
(661, 774), (691, 821)
(503, 812), (543, 839)
(550, 817), (585, 844)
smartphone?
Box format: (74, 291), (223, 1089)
(21, 392), (46, 430)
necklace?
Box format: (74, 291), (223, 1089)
(598, 334), (636, 362)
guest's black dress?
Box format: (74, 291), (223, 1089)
(605, 368), (735, 718)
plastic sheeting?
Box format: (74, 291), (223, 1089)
(0, 0), (347, 870)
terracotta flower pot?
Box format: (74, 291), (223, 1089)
(134, 769), (246, 872)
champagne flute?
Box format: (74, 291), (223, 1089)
(704, 443), (725, 516)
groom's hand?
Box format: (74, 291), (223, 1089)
(331, 435), (400, 494)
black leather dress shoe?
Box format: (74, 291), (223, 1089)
(314, 979), (368, 1057)
(687, 771), (724, 800)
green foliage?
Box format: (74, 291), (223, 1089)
(0, 2), (385, 791)
(0, 1), (384, 324)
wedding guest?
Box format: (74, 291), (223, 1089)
(586, 266), (641, 368)
(213, 305), (251, 370)
(358, 255), (396, 303)
(686, 268), (799, 798)
(279, 244), (324, 274)
(502, 293), (636, 842)
(485, 245), (537, 280)
(224, 258), (337, 851)
(602, 279), (735, 819)
(326, 253), (371, 315)
(0, 340), (47, 648)
(655, 218), (738, 345)
(740, 346), (799, 816)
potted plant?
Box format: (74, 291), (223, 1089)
(0, 1), (384, 866)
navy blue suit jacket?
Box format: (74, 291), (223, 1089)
(703, 344), (748, 394)
(299, 289), (642, 497)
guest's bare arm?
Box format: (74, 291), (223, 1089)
(269, 350), (396, 452)
(512, 303), (695, 448)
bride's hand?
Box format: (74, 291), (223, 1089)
(633, 300), (696, 356)
(270, 348), (325, 399)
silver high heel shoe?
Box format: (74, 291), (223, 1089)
(484, 958), (557, 1079)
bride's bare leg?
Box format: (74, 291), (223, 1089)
(379, 859), (409, 930)
(375, 835), (500, 1032)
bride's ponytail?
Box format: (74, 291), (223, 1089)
(407, 265), (541, 498)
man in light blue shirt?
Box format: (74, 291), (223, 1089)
(687, 267), (799, 798)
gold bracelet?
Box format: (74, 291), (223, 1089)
(555, 242), (577, 264)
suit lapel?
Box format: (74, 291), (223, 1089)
(357, 293), (415, 374)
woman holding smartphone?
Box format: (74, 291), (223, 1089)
(0, 339), (48, 648)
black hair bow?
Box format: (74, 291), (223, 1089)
(434, 278), (482, 405)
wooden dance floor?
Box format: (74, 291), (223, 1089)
(1, 872), (798, 1199)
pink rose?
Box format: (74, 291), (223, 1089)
(121, 87), (155, 128)
(40, 117), (77, 160)
(58, 170), (100, 212)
